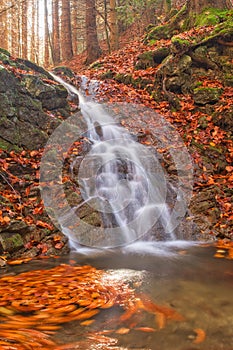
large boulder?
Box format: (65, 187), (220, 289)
(0, 52), (70, 150)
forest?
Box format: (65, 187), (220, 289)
(0, 0), (233, 349)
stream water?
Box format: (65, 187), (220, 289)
(1, 244), (232, 349)
(43, 74), (193, 248)
(36, 75), (233, 349)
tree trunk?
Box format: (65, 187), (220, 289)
(44, 0), (50, 66)
(30, 0), (36, 62)
(187, 0), (232, 14)
(52, 0), (61, 64)
(85, 0), (102, 64)
(109, 0), (118, 51)
(11, 3), (20, 57)
(71, 0), (78, 55)
(104, 0), (111, 52)
(61, 0), (73, 61)
(22, 0), (28, 58)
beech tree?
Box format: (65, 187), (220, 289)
(109, 0), (118, 51)
(52, 0), (61, 64)
(44, 0), (50, 66)
(85, 0), (102, 64)
(61, 0), (73, 61)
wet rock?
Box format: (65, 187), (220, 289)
(193, 87), (222, 105)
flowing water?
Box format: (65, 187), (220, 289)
(46, 73), (192, 248)
(1, 244), (232, 350)
(1, 75), (232, 349)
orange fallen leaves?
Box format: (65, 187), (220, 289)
(193, 328), (206, 344)
(214, 240), (233, 260)
(0, 263), (187, 349)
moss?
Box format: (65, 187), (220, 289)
(224, 73), (233, 87)
(114, 73), (133, 85)
(145, 24), (171, 42)
(52, 66), (75, 78)
(198, 116), (208, 129)
(0, 139), (20, 151)
(0, 48), (11, 56)
(135, 51), (155, 70)
(100, 70), (115, 80)
(195, 8), (229, 27)
(171, 36), (191, 51)
(193, 87), (222, 105)
(89, 61), (103, 70)
(171, 37), (190, 46)
(0, 233), (24, 252)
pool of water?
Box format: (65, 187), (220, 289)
(1, 241), (232, 350)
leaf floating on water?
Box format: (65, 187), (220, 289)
(80, 319), (95, 326)
(115, 327), (130, 334)
(155, 312), (166, 329)
(193, 328), (206, 344)
(0, 307), (15, 316)
(135, 327), (156, 333)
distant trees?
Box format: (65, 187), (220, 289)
(0, 0), (232, 67)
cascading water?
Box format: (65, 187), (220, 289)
(41, 73), (193, 249)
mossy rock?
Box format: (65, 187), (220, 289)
(89, 61), (103, 70)
(52, 66), (75, 78)
(100, 70), (115, 80)
(224, 74), (233, 87)
(145, 24), (171, 42)
(135, 47), (169, 70)
(193, 87), (222, 105)
(198, 116), (208, 129)
(0, 138), (21, 152)
(213, 105), (233, 129)
(0, 48), (11, 56)
(114, 73), (133, 85)
(135, 51), (155, 70)
(195, 8), (229, 27)
(0, 233), (24, 253)
(171, 36), (191, 52)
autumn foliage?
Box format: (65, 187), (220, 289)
(0, 263), (185, 349)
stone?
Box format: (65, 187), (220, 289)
(193, 87), (222, 105)
(0, 233), (24, 253)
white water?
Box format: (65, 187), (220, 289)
(48, 73), (178, 248)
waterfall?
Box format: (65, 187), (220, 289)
(41, 73), (193, 249)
